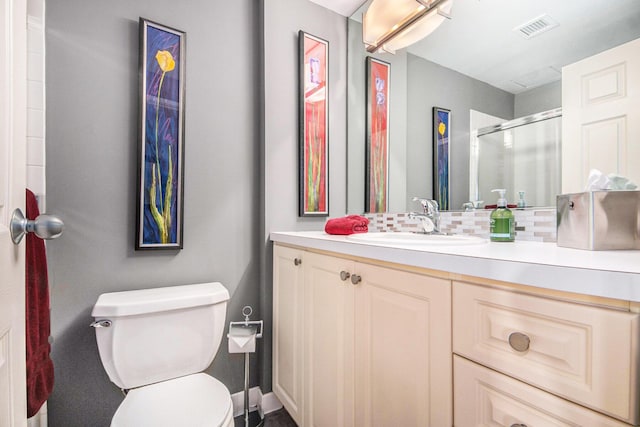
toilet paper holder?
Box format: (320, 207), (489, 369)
(228, 306), (264, 427)
(228, 305), (263, 339)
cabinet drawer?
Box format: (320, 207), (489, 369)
(453, 281), (640, 424)
(454, 355), (629, 427)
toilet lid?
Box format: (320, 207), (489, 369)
(112, 373), (232, 427)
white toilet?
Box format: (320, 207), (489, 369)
(91, 282), (234, 427)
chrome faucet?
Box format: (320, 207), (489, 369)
(462, 200), (483, 211)
(409, 197), (440, 234)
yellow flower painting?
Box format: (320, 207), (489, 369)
(434, 107), (450, 211)
(137, 19), (185, 250)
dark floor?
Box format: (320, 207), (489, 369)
(233, 408), (297, 427)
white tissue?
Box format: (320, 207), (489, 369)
(228, 328), (256, 353)
(584, 169), (638, 191)
(608, 173), (638, 190)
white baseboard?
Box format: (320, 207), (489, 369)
(260, 392), (284, 415)
(231, 388), (283, 418)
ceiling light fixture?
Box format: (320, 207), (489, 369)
(363, 0), (453, 54)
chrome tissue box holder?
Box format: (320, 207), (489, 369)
(556, 190), (640, 250)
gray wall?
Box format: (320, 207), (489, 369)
(46, 0), (260, 425)
(406, 53), (515, 211)
(261, 0), (347, 391)
(264, 0), (348, 230)
(514, 80), (562, 117)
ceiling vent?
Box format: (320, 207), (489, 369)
(514, 14), (559, 39)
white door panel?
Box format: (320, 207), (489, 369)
(562, 37), (640, 192)
(0, 0), (28, 425)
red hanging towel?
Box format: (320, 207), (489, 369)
(25, 189), (54, 418)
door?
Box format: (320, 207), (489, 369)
(304, 252), (354, 427)
(0, 0), (28, 426)
(562, 37), (640, 193)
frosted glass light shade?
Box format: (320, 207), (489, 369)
(363, 0), (453, 53)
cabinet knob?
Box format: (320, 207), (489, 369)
(510, 424), (527, 427)
(508, 332), (531, 352)
(294, 258), (302, 266)
(340, 271), (351, 281)
(350, 274), (362, 285)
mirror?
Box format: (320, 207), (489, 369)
(347, 0), (640, 213)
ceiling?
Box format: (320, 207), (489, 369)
(308, 0), (364, 17)
(310, 0), (640, 94)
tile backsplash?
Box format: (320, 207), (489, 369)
(364, 208), (557, 242)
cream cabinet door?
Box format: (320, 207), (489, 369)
(272, 245), (305, 425)
(303, 252), (355, 427)
(562, 37), (640, 193)
(354, 263), (452, 427)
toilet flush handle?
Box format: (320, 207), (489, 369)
(90, 320), (112, 328)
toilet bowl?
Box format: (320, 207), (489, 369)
(91, 282), (233, 427)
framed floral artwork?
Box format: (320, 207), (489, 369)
(136, 18), (186, 250)
(298, 31), (329, 217)
(365, 57), (389, 213)
(433, 106), (450, 211)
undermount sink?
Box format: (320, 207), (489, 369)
(346, 232), (487, 246)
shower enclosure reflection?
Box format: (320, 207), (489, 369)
(471, 108), (562, 208)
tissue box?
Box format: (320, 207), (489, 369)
(557, 191), (640, 250)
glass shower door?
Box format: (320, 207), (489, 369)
(473, 110), (562, 208)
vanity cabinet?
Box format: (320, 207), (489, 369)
(273, 244), (452, 427)
(273, 240), (640, 426)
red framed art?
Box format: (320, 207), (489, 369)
(365, 57), (389, 213)
(298, 31), (329, 217)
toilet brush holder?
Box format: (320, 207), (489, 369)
(227, 306), (263, 427)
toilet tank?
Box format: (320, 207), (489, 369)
(91, 282), (230, 390)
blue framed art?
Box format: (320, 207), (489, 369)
(136, 18), (186, 250)
(433, 107), (450, 211)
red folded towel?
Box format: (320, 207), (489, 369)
(325, 215), (369, 235)
(484, 204), (518, 209)
(25, 189), (54, 418)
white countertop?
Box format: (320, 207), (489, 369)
(270, 231), (640, 302)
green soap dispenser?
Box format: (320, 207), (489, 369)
(490, 189), (515, 242)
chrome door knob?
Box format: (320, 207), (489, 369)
(10, 208), (64, 244)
